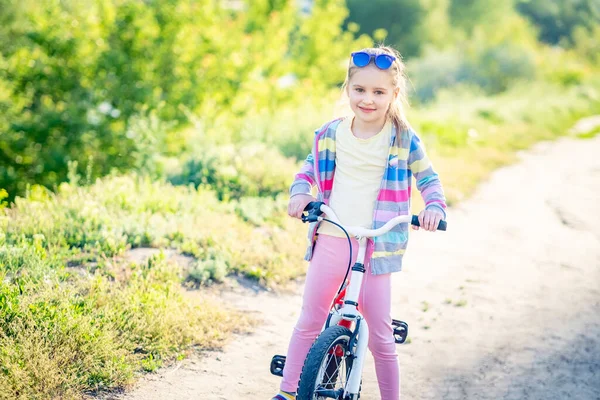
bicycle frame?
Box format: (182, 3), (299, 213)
(325, 235), (370, 397)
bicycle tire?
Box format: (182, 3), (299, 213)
(297, 325), (360, 400)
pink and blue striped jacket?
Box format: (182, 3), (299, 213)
(289, 118), (447, 275)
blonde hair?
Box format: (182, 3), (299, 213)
(340, 45), (410, 133)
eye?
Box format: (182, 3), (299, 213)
(375, 90), (384, 95)
(355, 88), (364, 93)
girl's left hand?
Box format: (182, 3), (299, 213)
(413, 209), (444, 232)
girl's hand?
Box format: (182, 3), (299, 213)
(413, 208), (444, 232)
(288, 194), (316, 219)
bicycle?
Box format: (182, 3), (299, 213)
(270, 201), (447, 400)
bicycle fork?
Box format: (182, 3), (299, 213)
(326, 236), (370, 398)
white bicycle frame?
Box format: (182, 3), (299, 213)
(314, 204), (414, 398)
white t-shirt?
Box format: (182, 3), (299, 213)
(317, 117), (391, 238)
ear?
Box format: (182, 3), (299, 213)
(393, 87), (400, 99)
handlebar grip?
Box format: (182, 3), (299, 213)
(301, 201), (325, 223)
(411, 215), (447, 231)
(304, 201), (325, 213)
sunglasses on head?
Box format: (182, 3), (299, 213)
(351, 51), (396, 70)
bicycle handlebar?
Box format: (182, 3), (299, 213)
(302, 201), (447, 236)
(410, 215), (447, 231)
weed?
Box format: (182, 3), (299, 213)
(454, 300), (468, 307)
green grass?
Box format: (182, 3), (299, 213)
(6, 176), (308, 286)
(454, 300), (468, 307)
(0, 178), (304, 398)
(408, 78), (600, 207)
(0, 247), (251, 399)
(575, 125), (600, 139)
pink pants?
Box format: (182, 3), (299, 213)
(281, 235), (400, 400)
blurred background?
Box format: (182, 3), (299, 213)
(1, 0), (599, 201)
(1, 1), (600, 398)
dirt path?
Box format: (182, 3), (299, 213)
(113, 134), (600, 400)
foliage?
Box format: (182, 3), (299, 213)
(516, 0), (600, 46)
(571, 23), (600, 65)
(168, 143), (297, 201)
(409, 41), (536, 102)
(408, 11), (542, 102)
(448, 0), (516, 37)
(0, 0), (368, 199)
(0, 172), (307, 397)
(290, 0), (372, 92)
(0, 246), (247, 398)
(407, 77), (600, 204)
(345, 0), (425, 57)
(2, 0), (599, 199)
(4, 174), (307, 285)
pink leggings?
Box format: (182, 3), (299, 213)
(281, 234), (400, 399)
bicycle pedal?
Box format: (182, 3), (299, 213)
(270, 354), (286, 377)
(392, 319), (408, 344)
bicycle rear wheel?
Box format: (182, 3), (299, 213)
(297, 325), (359, 400)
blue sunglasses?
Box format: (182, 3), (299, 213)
(351, 51), (396, 70)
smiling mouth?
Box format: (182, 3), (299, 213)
(359, 106), (376, 112)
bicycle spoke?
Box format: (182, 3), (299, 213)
(313, 340), (351, 399)
(299, 327), (357, 400)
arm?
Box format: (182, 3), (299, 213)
(288, 126), (321, 218)
(407, 131), (447, 219)
(288, 119), (340, 217)
(289, 118), (337, 197)
(289, 151), (316, 198)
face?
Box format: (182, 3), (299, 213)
(347, 64), (398, 128)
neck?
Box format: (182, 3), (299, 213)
(351, 116), (387, 139)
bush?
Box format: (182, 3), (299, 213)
(169, 143), (298, 201)
(0, 249), (246, 398)
(0, 0), (368, 199)
(186, 258), (228, 286)
(408, 41), (536, 103)
(234, 195), (288, 227)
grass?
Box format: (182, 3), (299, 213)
(408, 78), (600, 206)
(454, 300), (468, 307)
(1, 77), (599, 399)
(0, 180), (288, 398)
(0, 248), (252, 399)
(576, 126), (600, 139)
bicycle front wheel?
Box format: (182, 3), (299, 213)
(297, 325), (359, 400)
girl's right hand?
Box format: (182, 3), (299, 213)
(287, 194), (316, 219)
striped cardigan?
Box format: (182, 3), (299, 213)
(289, 118), (447, 275)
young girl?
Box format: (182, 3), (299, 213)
(272, 46), (447, 400)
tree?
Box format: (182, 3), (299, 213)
(516, 0), (600, 46)
(448, 0), (517, 36)
(0, 0), (369, 198)
(345, 0), (425, 58)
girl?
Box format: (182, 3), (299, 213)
(272, 46), (447, 400)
